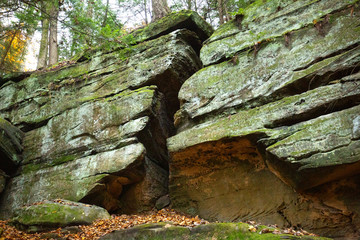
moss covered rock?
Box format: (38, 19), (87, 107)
(178, 7), (360, 127)
(201, 0), (359, 66)
(0, 13), (208, 218)
(167, 1), (360, 239)
(11, 199), (110, 232)
(132, 10), (213, 44)
(100, 222), (330, 240)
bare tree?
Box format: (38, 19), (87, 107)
(151, 0), (170, 22)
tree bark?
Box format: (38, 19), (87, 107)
(218, 0), (224, 25)
(186, 0), (191, 10)
(151, 0), (170, 22)
(102, 0), (109, 27)
(37, 1), (49, 69)
(48, 0), (59, 65)
(144, 0), (148, 24)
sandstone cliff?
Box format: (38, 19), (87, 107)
(0, 1), (359, 239)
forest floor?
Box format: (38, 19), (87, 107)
(0, 208), (319, 240)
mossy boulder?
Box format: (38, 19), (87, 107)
(100, 222), (330, 240)
(11, 199), (110, 232)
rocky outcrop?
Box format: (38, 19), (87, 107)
(11, 199), (110, 232)
(0, 11), (213, 219)
(168, 0), (360, 238)
(0, 2), (359, 239)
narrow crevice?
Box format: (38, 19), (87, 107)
(18, 118), (50, 133)
(135, 91), (174, 170)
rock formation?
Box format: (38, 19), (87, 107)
(0, 1), (359, 239)
(168, 1), (360, 239)
(11, 199), (110, 232)
(0, 11), (212, 219)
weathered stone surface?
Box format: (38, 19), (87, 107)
(170, 80), (360, 238)
(0, 11), (209, 219)
(201, 0), (358, 66)
(132, 10), (213, 44)
(21, 86), (157, 167)
(177, 8), (360, 127)
(1, 143), (144, 218)
(11, 199), (110, 232)
(0, 118), (24, 174)
(168, 2), (360, 239)
(0, 29), (202, 128)
(100, 222), (330, 240)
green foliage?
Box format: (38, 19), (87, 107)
(59, 0), (124, 60)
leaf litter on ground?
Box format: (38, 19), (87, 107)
(0, 208), (319, 240)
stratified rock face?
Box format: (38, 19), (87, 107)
(168, 1), (360, 238)
(0, 11), (213, 219)
(11, 199), (110, 232)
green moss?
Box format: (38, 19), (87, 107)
(52, 155), (76, 165)
(22, 155), (78, 175)
(132, 10), (193, 43)
(131, 10), (212, 43)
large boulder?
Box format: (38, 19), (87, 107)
(11, 199), (110, 232)
(0, 11), (213, 219)
(168, 1), (360, 239)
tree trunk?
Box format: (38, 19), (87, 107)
(186, 0), (191, 10)
(151, 0), (170, 22)
(48, 0), (59, 66)
(224, 0), (230, 22)
(218, 0), (224, 25)
(37, 1), (49, 69)
(102, 0), (109, 27)
(144, 0), (148, 24)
